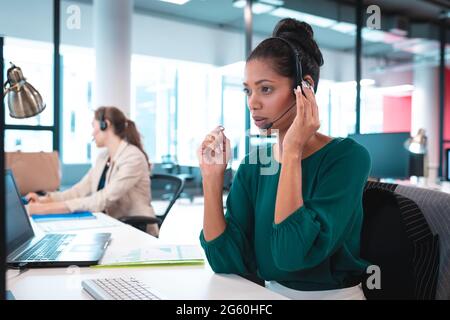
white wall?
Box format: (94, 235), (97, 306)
(0, 0), (54, 42)
(132, 10), (246, 66)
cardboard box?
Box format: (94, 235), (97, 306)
(5, 151), (61, 195)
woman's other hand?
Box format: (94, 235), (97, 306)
(197, 126), (231, 178)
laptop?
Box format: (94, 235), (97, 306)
(6, 169), (111, 268)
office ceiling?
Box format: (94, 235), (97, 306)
(71, 0), (449, 64)
(132, 0), (359, 50)
(130, 0), (449, 26)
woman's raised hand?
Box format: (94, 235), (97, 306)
(197, 126), (231, 178)
(282, 81), (320, 155)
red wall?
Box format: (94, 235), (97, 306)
(382, 68), (450, 137)
(442, 69), (450, 178)
(381, 68), (450, 177)
(382, 95), (412, 133)
(445, 68), (450, 141)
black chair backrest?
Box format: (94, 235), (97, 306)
(394, 184), (450, 300)
(150, 173), (185, 227)
(361, 188), (415, 299)
(361, 182), (440, 300)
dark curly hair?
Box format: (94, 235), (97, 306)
(247, 18), (324, 92)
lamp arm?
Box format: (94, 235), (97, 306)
(3, 80), (10, 96)
(3, 80), (24, 96)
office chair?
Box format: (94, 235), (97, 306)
(394, 183), (450, 300)
(361, 181), (442, 300)
(160, 154), (177, 174)
(119, 174), (185, 233)
(159, 155), (195, 202)
(176, 167), (195, 203)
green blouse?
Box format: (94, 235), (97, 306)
(200, 138), (372, 291)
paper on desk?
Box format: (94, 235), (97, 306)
(95, 245), (205, 268)
(35, 216), (122, 232)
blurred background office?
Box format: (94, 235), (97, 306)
(1, 0), (449, 241)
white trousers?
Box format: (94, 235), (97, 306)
(265, 281), (366, 300)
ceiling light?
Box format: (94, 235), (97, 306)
(378, 84), (414, 94)
(360, 79), (376, 86)
(233, 0), (284, 14)
(270, 8), (336, 28)
(336, 79), (376, 87)
(233, 0), (246, 8)
(331, 22), (356, 34)
(362, 28), (386, 42)
(159, 0), (190, 5)
(252, 3), (276, 14)
(261, 0), (284, 5)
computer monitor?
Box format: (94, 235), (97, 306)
(446, 148), (450, 181)
(348, 132), (410, 179)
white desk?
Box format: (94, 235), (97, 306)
(7, 213), (288, 300)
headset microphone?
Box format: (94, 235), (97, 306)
(261, 101), (296, 130)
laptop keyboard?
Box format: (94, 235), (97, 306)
(16, 234), (76, 261)
(82, 278), (163, 300)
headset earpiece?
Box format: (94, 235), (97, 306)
(99, 111), (107, 131)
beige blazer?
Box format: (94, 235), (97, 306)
(48, 141), (158, 236)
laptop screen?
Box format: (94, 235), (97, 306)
(5, 170), (34, 255)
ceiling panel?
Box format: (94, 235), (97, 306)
(68, 0), (447, 59)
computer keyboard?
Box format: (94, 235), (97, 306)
(16, 234), (76, 261)
(82, 277), (163, 300)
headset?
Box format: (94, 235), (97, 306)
(99, 109), (108, 131)
(261, 37), (310, 130)
(273, 37), (304, 90)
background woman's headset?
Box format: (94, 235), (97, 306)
(99, 110), (108, 131)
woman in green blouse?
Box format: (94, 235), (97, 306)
(197, 18), (371, 299)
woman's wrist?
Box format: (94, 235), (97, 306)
(282, 147), (303, 161)
(201, 170), (225, 181)
(39, 195), (52, 203)
(202, 175), (225, 193)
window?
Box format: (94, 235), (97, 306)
(60, 45), (95, 164)
(3, 37), (54, 151)
(131, 55), (227, 167)
(222, 79), (246, 169)
(218, 61), (247, 169)
(176, 61), (222, 166)
(4, 130), (53, 152)
(360, 25), (416, 134)
(131, 54), (178, 165)
(1, 0), (55, 152)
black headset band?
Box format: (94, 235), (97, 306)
(98, 109), (129, 131)
(99, 109), (107, 130)
(269, 37), (303, 88)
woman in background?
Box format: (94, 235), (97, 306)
(26, 106), (158, 236)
